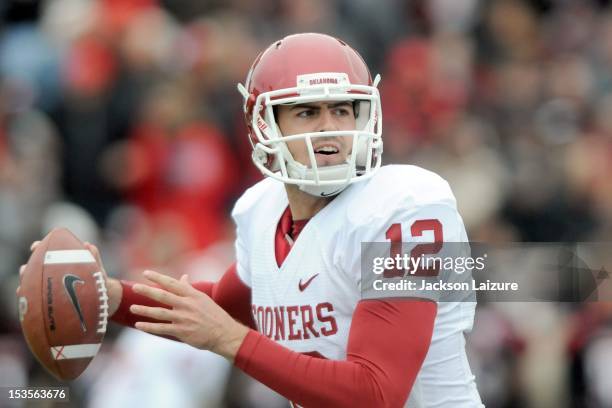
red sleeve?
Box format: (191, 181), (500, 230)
(234, 299), (436, 408)
(111, 263), (255, 329)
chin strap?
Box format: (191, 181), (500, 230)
(286, 160), (354, 197)
(271, 124), (351, 197)
(299, 179), (350, 197)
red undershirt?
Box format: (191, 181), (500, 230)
(112, 206), (437, 408)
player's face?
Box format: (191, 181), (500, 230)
(276, 101), (356, 168)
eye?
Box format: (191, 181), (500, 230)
(296, 109), (315, 118)
(333, 107), (350, 116)
(332, 106), (353, 117)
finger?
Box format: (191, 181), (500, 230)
(143, 270), (190, 296)
(84, 242), (103, 268)
(130, 305), (175, 322)
(30, 241), (40, 251)
(19, 265), (25, 279)
(179, 274), (195, 292)
(134, 321), (177, 337)
(16, 286), (20, 296)
(178, 274), (212, 302)
(132, 283), (183, 307)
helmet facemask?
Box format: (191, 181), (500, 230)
(239, 73), (383, 197)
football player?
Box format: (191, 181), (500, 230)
(23, 33), (483, 407)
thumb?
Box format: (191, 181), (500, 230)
(84, 242), (104, 270)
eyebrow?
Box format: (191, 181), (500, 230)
(289, 101), (353, 110)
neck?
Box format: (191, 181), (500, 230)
(285, 184), (332, 220)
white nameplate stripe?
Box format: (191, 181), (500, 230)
(50, 343), (101, 360)
(44, 250), (96, 265)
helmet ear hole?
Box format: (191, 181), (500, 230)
(264, 123), (291, 173)
(252, 147), (267, 165)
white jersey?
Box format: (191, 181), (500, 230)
(232, 165), (483, 407)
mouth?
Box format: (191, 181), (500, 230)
(313, 141), (341, 157)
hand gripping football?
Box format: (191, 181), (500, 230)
(17, 228), (108, 380)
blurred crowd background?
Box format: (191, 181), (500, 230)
(1, 0), (612, 407)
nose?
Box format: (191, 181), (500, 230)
(316, 107), (339, 132)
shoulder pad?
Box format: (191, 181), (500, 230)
(231, 177), (282, 221)
(344, 165), (456, 227)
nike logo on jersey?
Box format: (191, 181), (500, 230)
(298, 274), (319, 292)
(63, 274), (87, 332)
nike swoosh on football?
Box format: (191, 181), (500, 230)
(63, 274), (87, 332)
(298, 273), (320, 292)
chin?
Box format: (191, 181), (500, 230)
(315, 155), (347, 167)
(312, 150), (351, 167)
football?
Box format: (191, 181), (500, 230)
(17, 228), (108, 380)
